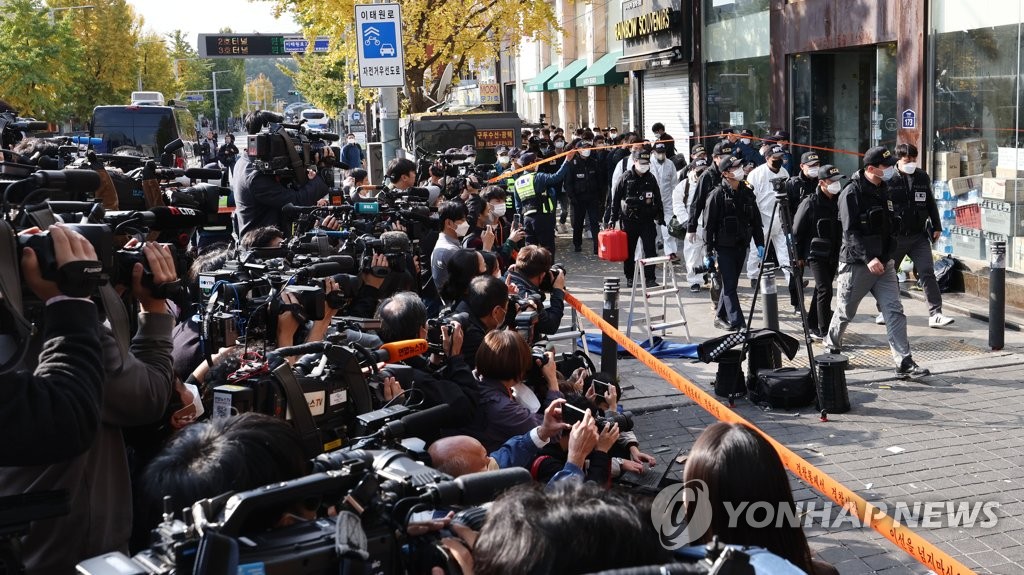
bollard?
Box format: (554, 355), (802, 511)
(990, 241), (1006, 351)
(761, 265), (779, 332)
(601, 277), (620, 376)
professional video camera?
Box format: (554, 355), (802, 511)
(246, 110), (340, 185)
(77, 443), (532, 575)
(0, 111), (48, 149)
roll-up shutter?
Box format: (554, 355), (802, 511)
(641, 64), (690, 157)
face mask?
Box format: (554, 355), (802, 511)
(554, 141), (565, 149)
(900, 162), (917, 174)
(882, 166), (897, 181)
(827, 181), (842, 194)
(491, 203), (506, 217)
(581, 149), (591, 158)
(731, 168), (746, 180)
(654, 152), (666, 161)
(769, 158), (782, 169)
(347, 138), (356, 144)
(806, 167), (819, 178)
(635, 164), (651, 174)
(498, 155), (510, 166)
(455, 221), (470, 237)
(740, 138), (751, 145)
(610, 131), (618, 137)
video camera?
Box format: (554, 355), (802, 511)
(246, 110), (340, 185)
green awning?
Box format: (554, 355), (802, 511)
(547, 59), (588, 90)
(575, 51), (626, 88)
(524, 64), (560, 93)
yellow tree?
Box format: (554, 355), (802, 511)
(137, 32), (176, 98)
(272, 0), (558, 113)
(245, 74), (276, 112)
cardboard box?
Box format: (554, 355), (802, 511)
(934, 151), (960, 180)
(980, 200), (1024, 236)
(948, 174), (985, 195)
(951, 225), (986, 260)
(982, 177), (1024, 202)
(1012, 236), (1024, 271)
(996, 166), (1024, 179)
(956, 138), (986, 161)
(962, 158), (987, 176)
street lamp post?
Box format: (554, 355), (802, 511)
(212, 70), (230, 133)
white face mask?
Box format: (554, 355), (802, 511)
(882, 166), (897, 181)
(827, 181), (842, 194)
(806, 167), (819, 178)
(554, 141), (565, 149)
(491, 203), (506, 217)
(455, 221), (470, 237)
(498, 155), (510, 166)
(740, 138), (751, 145)
(347, 138), (356, 144)
(635, 164), (651, 174)
(731, 168), (746, 180)
(581, 149), (591, 158)
(900, 162), (917, 175)
(654, 152), (666, 161)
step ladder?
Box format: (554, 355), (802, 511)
(537, 302), (592, 360)
(626, 243), (691, 345)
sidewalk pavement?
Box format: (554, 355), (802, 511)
(552, 234), (1024, 575)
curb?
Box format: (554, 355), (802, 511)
(900, 288), (1022, 331)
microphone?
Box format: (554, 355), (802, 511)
(381, 404), (454, 439)
(427, 468), (533, 507)
(378, 230), (411, 253)
(310, 131), (340, 141)
(105, 206), (208, 229)
(295, 255), (356, 279)
(185, 167), (223, 181)
(14, 121), (49, 131)
(373, 339), (429, 364)
(37, 156), (60, 170)
(30, 169), (100, 191)
(404, 187), (431, 202)
(281, 203), (321, 218)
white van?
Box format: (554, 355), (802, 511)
(300, 108), (330, 131)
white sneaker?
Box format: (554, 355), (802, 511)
(874, 313), (885, 325)
(929, 313), (955, 328)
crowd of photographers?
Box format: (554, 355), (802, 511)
(0, 103), (838, 574)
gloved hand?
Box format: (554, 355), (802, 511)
(756, 245), (766, 260)
(703, 255), (714, 269)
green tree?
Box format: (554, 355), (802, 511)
(137, 32), (175, 98)
(0, 0), (81, 122)
(245, 73), (276, 112)
(275, 0), (558, 112)
(286, 51), (349, 117)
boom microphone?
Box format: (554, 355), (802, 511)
(381, 404), (455, 440)
(295, 255), (357, 279)
(105, 206), (207, 229)
(372, 339), (429, 364)
(427, 468), (533, 507)
(30, 169), (100, 191)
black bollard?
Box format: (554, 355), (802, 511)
(601, 277), (620, 376)
(761, 265), (779, 332)
(990, 240), (1006, 351)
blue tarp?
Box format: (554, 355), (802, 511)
(579, 334), (700, 359)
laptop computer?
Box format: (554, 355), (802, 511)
(617, 447), (686, 491)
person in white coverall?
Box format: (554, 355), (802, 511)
(745, 144), (791, 285)
(672, 158), (710, 292)
(650, 141), (680, 258)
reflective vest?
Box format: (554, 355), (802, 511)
(505, 176), (516, 213)
(514, 173), (554, 216)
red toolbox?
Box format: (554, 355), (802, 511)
(598, 228), (629, 262)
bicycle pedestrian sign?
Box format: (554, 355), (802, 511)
(355, 4), (406, 88)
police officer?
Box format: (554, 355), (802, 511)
(611, 147), (664, 288)
(704, 155), (765, 331)
(785, 152), (821, 207)
(792, 164), (843, 340)
(735, 129), (763, 168)
(825, 146), (930, 379)
(564, 139), (604, 254)
(874, 143), (954, 328)
(512, 150), (574, 258)
(685, 141), (734, 242)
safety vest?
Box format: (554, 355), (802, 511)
(505, 176), (516, 213)
(514, 173), (554, 216)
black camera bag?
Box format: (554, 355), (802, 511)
(750, 367), (816, 409)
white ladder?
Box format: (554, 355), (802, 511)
(625, 242), (691, 345)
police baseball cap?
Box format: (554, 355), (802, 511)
(719, 155), (743, 170)
(577, 140), (592, 149)
(764, 145), (785, 159)
(692, 158), (710, 172)
(740, 129), (754, 137)
(801, 152), (820, 165)
(653, 142), (667, 153)
(496, 146), (509, 155)
(863, 146), (897, 167)
(637, 150), (652, 164)
(712, 142), (734, 157)
(772, 130), (791, 141)
(519, 152), (537, 165)
(819, 164), (846, 181)
(509, 148), (522, 159)
(691, 144), (707, 156)
(722, 128), (736, 135)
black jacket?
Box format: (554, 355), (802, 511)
(887, 168), (941, 237)
(507, 271), (564, 341)
(658, 132), (677, 158)
(611, 169), (664, 224)
(792, 188), (841, 263)
(233, 159), (329, 239)
(564, 154), (606, 200)
(401, 355), (480, 442)
(453, 300), (488, 370)
(838, 170), (896, 265)
(704, 180), (765, 253)
(687, 162), (724, 232)
(785, 171), (819, 210)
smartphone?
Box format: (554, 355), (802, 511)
(513, 213), (522, 230)
(562, 403), (587, 426)
(591, 378), (612, 395)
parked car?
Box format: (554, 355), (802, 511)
(91, 104), (201, 169)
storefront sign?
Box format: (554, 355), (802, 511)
(479, 83), (501, 105)
(618, 0), (690, 63)
(475, 129), (515, 149)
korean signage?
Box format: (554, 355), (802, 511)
(354, 4), (407, 88)
(479, 83), (501, 106)
(618, 0), (690, 62)
(198, 34), (330, 58)
(475, 129), (515, 149)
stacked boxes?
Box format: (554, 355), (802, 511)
(950, 226), (986, 260)
(934, 151), (960, 181)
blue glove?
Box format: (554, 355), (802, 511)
(703, 256), (714, 269)
(756, 245), (766, 260)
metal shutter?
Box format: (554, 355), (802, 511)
(642, 64), (690, 156)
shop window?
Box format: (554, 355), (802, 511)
(704, 56), (770, 136)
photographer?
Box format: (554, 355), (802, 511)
(233, 153), (330, 240)
(0, 225), (104, 465)
(439, 249), (486, 309)
(0, 239), (176, 573)
(506, 245), (565, 343)
(375, 292), (480, 440)
(531, 404), (618, 486)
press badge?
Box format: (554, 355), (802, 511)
(915, 191), (927, 202)
(887, 200), (894, 211)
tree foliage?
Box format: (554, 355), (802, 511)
(245, 73), (278, 113)
(273, 0), (558, 112)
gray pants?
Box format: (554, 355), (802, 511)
(891, 233), (943, 316)
(824, 261), (912, 367)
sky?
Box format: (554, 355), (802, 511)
(127, 0), (299, 41)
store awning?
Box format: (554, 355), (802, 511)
(547, 59), (588, 90)
(524, 64), (560, 92)
(575, 51), (626, 88)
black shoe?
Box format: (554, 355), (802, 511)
(626, 279), (634, 288)
(592, 245), (598, 255)
(895, 358), (930, 379)
(646, 279), (659, 288)
(690, 283), (702, 293)
(714, 318), (741, 331)
(749, 278), (757, 289)
(574, 246), (582, 253)
(802, 279), (810, 288)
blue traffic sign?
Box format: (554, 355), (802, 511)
(183, 94), (204, 102)
(351, 111), (363, 122)
(361, 22), (397, 59)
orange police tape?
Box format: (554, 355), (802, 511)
(563, 291), (976, 575)
(487, 135), (864, 184)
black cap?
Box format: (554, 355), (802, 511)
(712, 141), (734, 156)
(577, 140), (592, 149)
(637, 150), (652, 164)
(519, 152), (537, 165)
(764, 145), (785, 159)
(496, 146), (509, 155)
(863, 146), (897, 167)
(801, 152), (820, 165)
(719, 155), (742, 170)
(653, 142), (667, 152)
(772, 130), (790, 140)
(740, 129), (754, 137)
(692, 158), (709, 172)
(819, 164), (846, 181)
(691, 144), (706, 156)
(722, 128), (736, 135)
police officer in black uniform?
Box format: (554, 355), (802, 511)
(611, 147), (664, 287)
(792, 164), (844, 340)
(704, 155), (765, 331)
(564, 139), (605, 253)
(785, 151), (822, 207)
(685, 141), (734, 244)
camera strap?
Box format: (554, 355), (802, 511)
(98, 284), (130, 374)
(278, 129), (308, 186)
(272, 362), (323, 457)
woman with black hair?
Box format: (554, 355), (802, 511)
(462, 194), (496, 252)
(682, 422), (838, 575)
(438, 248), (486, 307)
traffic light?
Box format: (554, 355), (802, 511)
(287, 90), (299, 96)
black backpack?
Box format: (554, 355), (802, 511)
(749, 367), (816, 409)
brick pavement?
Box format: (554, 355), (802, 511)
(553, 237), (1024, 574)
